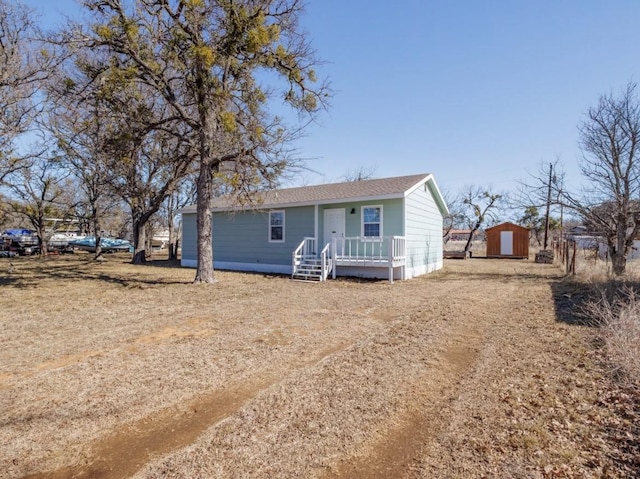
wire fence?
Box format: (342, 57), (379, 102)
(550, 238), (640, 277)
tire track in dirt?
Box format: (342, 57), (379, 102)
(321, 328), (483, 479)
(23, 344), (351, 479)
(25, 381), (265, 479)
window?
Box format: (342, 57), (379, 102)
(362, 206), (382, 237)
(269, 210), (285, 242)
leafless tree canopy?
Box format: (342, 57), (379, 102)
(4, 157), (72, 254)
(0, 0), (50, 181)
(342, 165), (377, 182)
(457, 186), (503, 252)
(564, 82), (640, 275)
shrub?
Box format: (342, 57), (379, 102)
(586, 285), (640, 384)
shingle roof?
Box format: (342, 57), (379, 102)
(182, 173), (435, 213)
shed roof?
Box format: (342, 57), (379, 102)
(485, 221), (529, 231)
(181, 173), (449, 215)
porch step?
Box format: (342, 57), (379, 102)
(292, 259), (328, 281)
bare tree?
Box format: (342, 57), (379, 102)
(47, 40), (198, 263)
(517, 160), (565, 249)
(47, 63), (118, 259)
(79, 0), (330, 283)
(562, 82), (640, 275)
(441, 189), (466, 243)
(163, 176), (197, 261)
(0, 0), (58, 182)
(459, 186), (502, 253)
(342, 165), (376, 182)
(107, 123), (195, 264)
(5, 156), (71, 255)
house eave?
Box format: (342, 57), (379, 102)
(179, 192), (407, 214)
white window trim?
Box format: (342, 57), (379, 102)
(361, 205), (383, 238)
(268, 210), (285, 243)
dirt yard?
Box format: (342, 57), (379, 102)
(0, 254), (636, 478)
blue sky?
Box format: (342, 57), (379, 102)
(22, 0), (640, 195)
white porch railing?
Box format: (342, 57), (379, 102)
(331, 235), (406, 283)
(331, 236), (406, 265)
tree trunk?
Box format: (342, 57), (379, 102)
(131, 214), (147, 264)
(36, 223), (47, 257)
(172, 238), (180, 261)
(611, 250), (627, 276)
(92, 203), (103, 260)
(132, 250), (146, 264)
(145, 222), (154, 257)
(193, 67), (216, 284)
(464, 222), (480, 252)
(167, 193), (175, 260)
(534, 227), (542, 246)
(194, 158), (215, 283)
(170, 213), (183, 261)
(168, 233), (179, 261)
(611, 219), (629, 275)
(168, 240), (177, 261)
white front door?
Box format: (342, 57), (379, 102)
(500, 231), (513, 255)
(324, 208), (346, 255)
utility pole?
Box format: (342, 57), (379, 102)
(543, 163), (553, 249)
(536, 162), (557, 264)
(559, 202), (563, 241)
(543, 162), (553, 250)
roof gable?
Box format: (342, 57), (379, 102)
(485, 221), (529, 232)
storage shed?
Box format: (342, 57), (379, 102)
(485, 222), (530, 259)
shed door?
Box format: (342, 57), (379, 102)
(500, 231), (513, 255)
(324, 208), (345, 255)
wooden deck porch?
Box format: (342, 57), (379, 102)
(292, 236), (406, 283)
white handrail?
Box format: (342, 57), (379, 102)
(293, 238), (306, 256)
(292, 237), (319, 278)
(291, 239), (305, 277)
(320, 241), (331, 281)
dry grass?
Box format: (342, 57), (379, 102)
(583, 286), (640, 381)
(554, 265), (640, 477)
(0, 252), (637, 478)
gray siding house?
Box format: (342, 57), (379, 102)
(180, 173), (448, 282)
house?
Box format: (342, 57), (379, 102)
(180, 173), (449, 282)
(485, 222), (530, 259)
